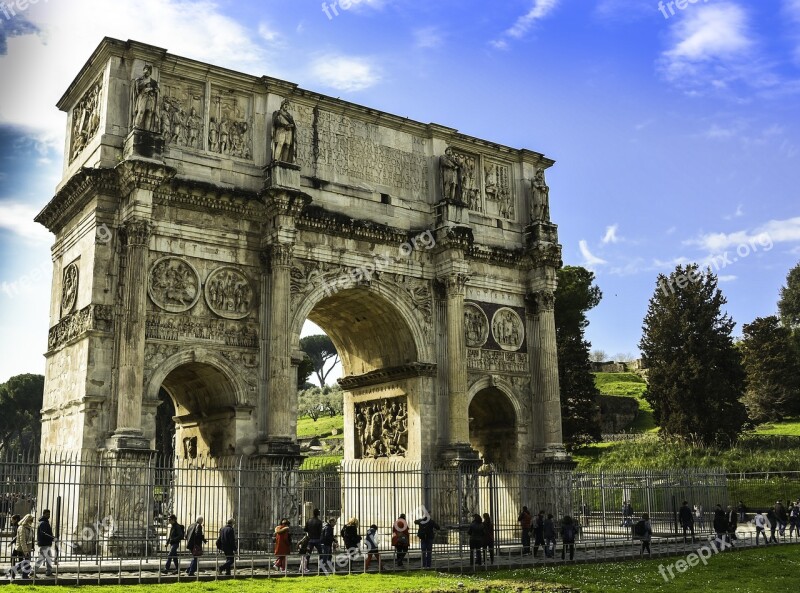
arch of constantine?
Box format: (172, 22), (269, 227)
(34, 38), (571, 551)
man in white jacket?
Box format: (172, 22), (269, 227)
(753, 511), (768, 546)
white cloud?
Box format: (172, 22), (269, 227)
(0, 201), (52, 243)
(0, 0), (275, 149)
(658, 3), (756, 92)
(413, 26), (444, 49)
(257, 21), (282, 43)
(718, 275), (738, 282)
(492, 0), (560, 48)
(785, 0), (800, 63)
(685, 216), (800, 252)
(579, 240), (607, 267)
(602, 224), (620, 244)
(309, 54), (381, 92)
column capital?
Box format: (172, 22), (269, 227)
(116, 159), (176, 195)
(260, 243), (294, 272)
(437, 272), (470, 297)
(120, 218), (153, 247)
(526, 289), (555, 315)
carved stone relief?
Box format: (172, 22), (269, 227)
(148, 257), (201, 313)
(491, 307), (524, 351)
(464, 303), (489, 348)
(384, 274), (432, 325)
(205, 266), (254, 320)
(530, 168), (551, 223)
(131, 65), (159, 133)
(69, 76), (103, 162)
(354, 397), (408, 459)
(467, 349), (528, 374)
(159, 75), (205, 150)
(61, 262), (79, 317)
(183, 436), (198, 460)
(145, 313), (258, 348)
(209, 87), (253, 160)
(484, 161), (514, 220)
(48, 304), (113, 352)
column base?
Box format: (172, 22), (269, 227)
(256, 438), (302, 460)
(106, 431), (151, 451)
(532, 445), (573, 465)
(438, 443), (480, 467)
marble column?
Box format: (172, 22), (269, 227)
(527, 289), (566, 456)
(443, 273), (472, 452)
(111, 218), (152, 449)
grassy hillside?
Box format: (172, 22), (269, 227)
(594, 372), (656, 433)
(297, 414), (344, 439)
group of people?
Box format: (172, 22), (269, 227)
(517, 506), (580, 561)
(6, 509), (56, 579)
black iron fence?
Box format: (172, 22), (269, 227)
(0, 449), (795, 566)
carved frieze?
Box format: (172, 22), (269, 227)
(145, 313), (257, 348)
(484, 161), (513, 220)
(148, 257), (201, 313)
(69, 76), (103, 162)
(61, 262), (79, 317)
(467, 349), (528, 374)
(384, 274), (432, 324)
(144, 342), (180, 371)
(354, 397), (408, 459)
(205, 266), (254, 320)
(464, 303), (489, 348)
(492, 307), (524, 351)
(209, 87), (253, 160)
(48, 304), (113, 352)
(159, 75), (206, 150)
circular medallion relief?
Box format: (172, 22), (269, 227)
(464, 303), (489, 348)
(491, 307), (524, 351)
(148, 257), (201, 313)
(61, 262), (79, 315)
(205, 266), (254, 320)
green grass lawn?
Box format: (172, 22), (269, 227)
(30, 545), (800, 593)
(297, 414), (344, 439)
(754, 418), (800, 436)
(594, 372), (656, 433)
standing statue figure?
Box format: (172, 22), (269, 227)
(271, 99), (296, 163)
(132, 65), (160, 132)
(531, 168), (550, 222)
(440, 147), (463, 203)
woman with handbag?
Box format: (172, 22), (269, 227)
(185, 516), (207, 577)
(273, 519), (291, 572)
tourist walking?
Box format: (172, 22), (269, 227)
(467, 514), (484, 567)
(636, 513), (652, 557)
(679, 500), (695, 543)
(789, 501), (800, 538)
(216, 518), (236, 576)
(320, 517), (337, 573)
(34, 509), (54, 577)
(712, 505), (728, 546)
(776, 500), (788, 536)
(621, 500), (634, 528)
(11, 514), (33, 579)
(364, 524), (382, 572)
(737, 500), (747, 523)
(8, 514), (21, 564)
(303, 509), (324, 574)
(767, 507), (779, 543)
(273, 519), (291, 572)
(185, 516), (207, 576)
(415, 514), (441, 569)
(754, 511), (768, 545)
(560, 515), (576, 561)
(532, 510), (545, 557)
(341, 517), (361, 552)
(543, 513), (557, 559)
(518, 506), (532, 555)
(694, 503), (705, 531)
(392, 514), (410, 567)
(482, 513), (494, 565)
(163, 514), (184, 574)
(725, 505), (738, 547)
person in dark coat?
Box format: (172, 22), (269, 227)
(518, 506), (532, 555)
(415, 514), (441, 569)
(679, 500), (695, 543)
(185, 516), (207, 576)
(712, 505), (728, 546)
(320, 517), (337, 574)
(776, 500), (788, 536)
(34, 509), (54, 577)
(216, 518), (237, 575)
(543, 514), (557, 558)
(560, 515), (577, 561)
(737, 500), (747, 523)
(163, 514), (184, 574)
(467, 514), (484, 567)
(767, 507), (779, 543)
(725, 506), (738, 547)
(303, 509), (324, 574)
(482, 513), (494, 565)
(532, 510), (545, 557)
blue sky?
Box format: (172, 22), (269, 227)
(1, 0), (799, 382)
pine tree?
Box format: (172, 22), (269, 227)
(778, 262), (800, 330)
(640, 265), (746, 445)
(555, 266), (602, 448)
(741, 316), (800, 423)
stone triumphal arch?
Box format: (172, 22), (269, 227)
(36, 39), (571, 544)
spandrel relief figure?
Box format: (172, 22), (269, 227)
(531, 168), (551, 223)
(132, 65), (160, 133)
(272, 99), (296, 163)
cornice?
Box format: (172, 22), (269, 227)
(154, 177), (262, 218)
(338, 362), (437, 390)
(35, 168), (119, 234)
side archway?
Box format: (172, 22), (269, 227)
(468, 377), (523, 468)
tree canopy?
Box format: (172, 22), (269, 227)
(0, 374), (44, 450)
(778, 261), (800, 330)
(299, 334), (339, 387)
(640, 265), (746, 445)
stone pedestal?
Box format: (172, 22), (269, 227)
(124, 129), (164, 160)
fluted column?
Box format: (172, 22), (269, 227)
(443, 272), (472, 450)
(528, 290), (566, 456)
(112, 218), (152, 447)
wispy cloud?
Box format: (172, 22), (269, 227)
(491, 0), (560, 49)
(684, 216), (800, 252)
(658, 3), (758, 94)
(0, 201), (51, 243)
(785, 0), (800, 64)
(723, 204), (744, 220)
(413, 26), (444, 49)
(309, 54), (382, 92)
(718, 275), (738, 282)
(579, 240), (607, 267)
(602, 224), (621, 244)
